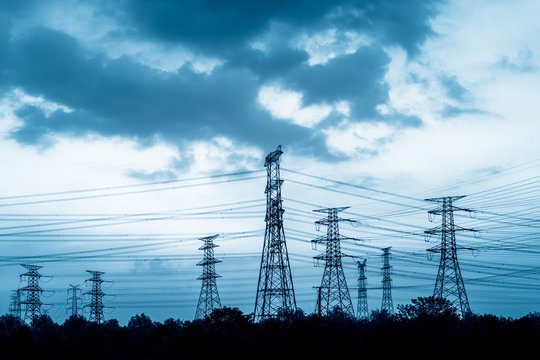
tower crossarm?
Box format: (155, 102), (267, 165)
(427, 244), (476, 253)
(425, 225), (477, 234)
(197, 258), (222, 266)
(425, 195), (466, 203)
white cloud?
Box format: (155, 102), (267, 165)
(184, 137), (263, 174)
(257, 85), (333, 128)
(295, 28), (371, 65)
(425, 0), (540, 83)
(324, 121), (396, 157)
(371, 0), (540, 184)
(0, 132), (179, 196)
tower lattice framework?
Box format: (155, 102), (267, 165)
(67, 284), (82, 317)
(357, 259), (369, 319)
(254, 145), (296, 320)
(19, 264), (44, 323)
(425, 196), (476, 316)
(84, 270), (106, 323)
(195, 234), (222, 319)
(313, 207), (358, 317)
(381, 247), (394, 314)
(9, 289), (21, 319)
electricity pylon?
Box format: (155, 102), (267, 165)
(195, 234), (222, 319)
(425, 196), (476, 316)
(254, 145), (296, 320)
(313, 207), (359, 317)
(9, 289), (21, 319)
(84, 270), (106, 323)
(381, 247), (394, 314)
(67, 284), (82, 317)
(357, 259), (369, 319)
(19, 264), (44, 323)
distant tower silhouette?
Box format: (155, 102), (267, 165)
(312, 207), (358, 317)
(19, 264), (44, 323)
(254, 145), (296, 320)
(195, 234), (222, 319)
(381, 247), (394, 314)
(357, 259), (369, 319)
(84, 270), (106, 323)
(9, 289), (22, 319)
(425, 196), (476, 316)
(67, 284), (82, 317)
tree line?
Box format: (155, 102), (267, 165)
(1, 297), (539, 360)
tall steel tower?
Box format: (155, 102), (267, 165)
(357, 259), (369, 319)
(312, 207), (358, 317)
(254, 145), (296, 320)
(67, 284), (82, 317)
(425, 196), (476, 316)
(9, 289), (21, 319)
(195, 234), (222, 319)
(381, 247), (394, 314)
(84, 270), (106, 323)
(19, 264), (44, 323)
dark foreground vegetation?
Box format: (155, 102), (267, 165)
(1, 297), (539, 360)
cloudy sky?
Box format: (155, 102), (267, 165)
(0, 0), (539, 323)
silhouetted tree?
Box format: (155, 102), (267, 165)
(276, 307), (305, 322)
(370, 309), (394, 323)
(0, 315), (32, 359)
(128, 313), (155, 329)
(0, 314), (24, 335)
(397, 296), (458, 320)
(206, 306), (251, 326)
(327, 305), (355, 320)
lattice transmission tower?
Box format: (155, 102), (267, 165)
(425, 196), (476, 316)
(195, 234), (222, 319)
(313, 207), (359, 317)
(84, 270), (106, 323)
(381, 247), (394, 314)
(9, 289), (21, 319)
(357, 259), (369, 319)
(19, 264), (44, 323)
(254, 145), (296, 320)
(67, 284), (82, 317)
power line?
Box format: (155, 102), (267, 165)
(0, 169), (264, 201)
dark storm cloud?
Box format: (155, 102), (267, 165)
(227, 42), (310, 79)
(0, 0), (38, 14)
(282, 47), (390, 121)
(119, 0), (440, 56)
(11, 105), (54, 146)
(0, 0), (442, 162)
(0, 13), (12, 92)
(121, 0), (339, 53)
(5, 27), (315, 151)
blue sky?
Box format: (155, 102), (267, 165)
(0, 0), (539, 323)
